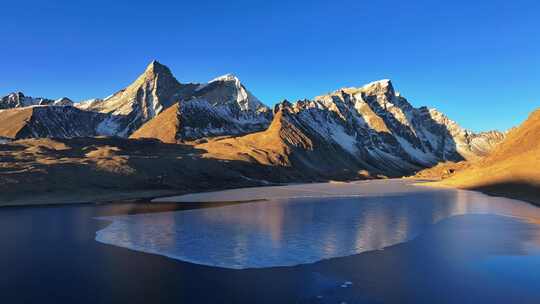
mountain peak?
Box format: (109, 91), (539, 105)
(8, 92), (25, 98)
(133, 60), (181, 90)
(53, 97), (74, 106)
(144, 60), (172, 75)
(210, 73), (240, 83)
(367, 79), (391, 85)
(273, 99), (293, 114)
(362, 79), (392, 89)
(77, 60), (187, 135)
(359, 79), (395, 96)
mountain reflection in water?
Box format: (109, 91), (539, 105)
(96, 183), (540, 269)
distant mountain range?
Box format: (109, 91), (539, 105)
(0, 60), (505, 177)
(0, 92), (73, 109)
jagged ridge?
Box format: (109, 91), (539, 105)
(130, 77), (505, 177)
(78, 61), (271, 138)
(0, 92), (73, 109)
(1, 62), (505, 178)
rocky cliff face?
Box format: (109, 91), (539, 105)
(0, 92), (74, 109)
(78, 62), (271, 138)
(0, 92), (54, 109)
(76, 61), (199, 136)
(1, 61), (272, 140)
(129, 70), (272, 142)
(197, 104), (380, 179)
(275, 79), (505, 174)
(194, 80), (505, 177)
(178, 74), (272, 140)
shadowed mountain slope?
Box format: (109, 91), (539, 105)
(0, 137), (323, 206)
(0, 106), (110, 139)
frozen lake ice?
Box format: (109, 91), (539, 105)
(95, 180), (540, 269)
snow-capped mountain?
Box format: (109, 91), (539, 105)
(131, 97), (272, 142)
(77, 60), (199, 136)
(78, 61), (271, 138)
(0, 92), (74, 109)
(52, 97), (74, 106)
(171, 74), (272, 140)
(0, 106), (111, 139)
(197, 101), (373, 180)
(193, 73), (267, 112)
(0, 63), (505, 177)
(1, 61), (271, 140)
(260, 79), (505, 175)
(0, 92), (54, 109)
(194, 79), (505, 177)
(129, 68), (272, 142)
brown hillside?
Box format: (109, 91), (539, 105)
(0, 108), (33, 138)
(431, 108), (540, 205)
(130, 104), (388, 179)
(130, 103), (181, 143)
(198, 110), (313, 166)
(484, 109), (540, 162)
(412, 161), (471, 180)
(0, 136), (314, 206)
(197, 109), (380, 180)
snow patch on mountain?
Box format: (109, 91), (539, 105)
(210, 73), (239, 83)
(329, 124), (358, 153)
(178, 99), (272, 140)
(96, 116), (124, 137)
(0, 65), (505, 176)
(0, 92), (55, 109)
(275, 79), (505, 175)
(198, 73), (267, 112)
(75, 62), (271, 138)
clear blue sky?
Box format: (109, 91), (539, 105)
(1, 0), (538, 132)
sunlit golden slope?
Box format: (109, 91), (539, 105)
(130, 103), (181, 143)
(431, 108), (540, 205)
(0, 107), (33, 138)
(197, 108), (376, 179)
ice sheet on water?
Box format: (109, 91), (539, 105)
(95, 181), (540, 269)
